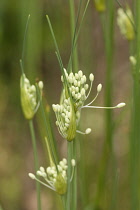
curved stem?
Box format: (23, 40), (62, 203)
(29, 120), (42, 210)
(85, 92), (99, 106)
(66, 141), (73, 210)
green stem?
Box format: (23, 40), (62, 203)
(67, 0), (79, 209)
(130, 1), (140, 209)
(69, 0), (79, 71)
(94, 1), (115, 207)
(66, 141), (73, 210)
(29, 120), (42, 210)
(72, 139), (77, 210)
(61, 195), (66, 210)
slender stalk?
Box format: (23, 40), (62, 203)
(39, 96), (58, 167)
(66, 141), (73, 210)
(68, 1), (79, 210)
(72, 139), (77, 210)
(130, 1), (140, 209)
(94, 1), (115, 207)
(69, 0), (79, 71)
(61, 195), (66, 210)
(105, 0), (115, 150)
(29, 120), (42, 210)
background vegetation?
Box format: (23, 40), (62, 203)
(0, 0), (134, 209)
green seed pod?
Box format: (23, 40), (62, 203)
(117, 6), (135, 41)
(54, 173), (67, 195)
(20, 73), (43, 120)
(94, 0), (106, 12)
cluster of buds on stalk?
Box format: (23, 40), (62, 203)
(117, 6), (135, 41)
(52, 69), (126, 141)
(20, 73), (43, 120)
(29, 158), (76, 195)
(94, 0), (106, 12)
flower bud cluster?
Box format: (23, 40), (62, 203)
(52, 98), (71, 138)
(117, 7), (135, 41)
(53, 69), (125, 140)
(20, 74), (43, 120)
(61, 70), (94, 110)
(53, 70), (95, 140)
(29, 158), (76, 195)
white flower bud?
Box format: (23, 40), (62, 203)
(40, 166), (45, 172)
(53, 173), (57, 178)
(29, 173), (36, 179)
(47, 167), (52, 174)
(58, 165), (62, 172)
(85, 128), (91, 134)
(59, 161), (65, 168)
(84, 84), (89, 90)
(97, 84), (102, 92)
(77, 93), (81, 99)
(81, 88), (85, 95)
(71, 159), (76, 166)
(81, 78), (85, 84)
(75, 73), (79, 79)
(36, 171), (42, 176)
(130, 56), (136, 66)
(74, 80), (78, 86)
(61, 75), (64, 82)
(30, 85), (36, 92)
(63, 158), (67, 164)
(38, 81), (43, 89)
(77, 81), (81, 87)
(52, 104), (57, 112)
(68, 76), (73, 84)
(78, 70), (83, 77)
(89, 73), (94, 82)
(75, 87), (79, 93)
(65, 123), (69, 128)
(116, 103), (126, 108)
(65, 117), (70, 124)
(69, 72), (74, 78)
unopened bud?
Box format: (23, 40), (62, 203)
(116, 103), (126, 108)
(85, 128), (92, 134)
(130, 56), (136, 66)
(97, 84), (102, 92)
(71, 159), (76, 166)
(117, 7), (135, 41)
(94, 0), (106, 12)
(54, 174), (67, 195)
(38, 81), (43, 89)
(89, 73), (94, 82)
(29, 173), (36, 179)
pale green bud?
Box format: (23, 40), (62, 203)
(116, 103), (126, 108)
(85, 128), (92, 134)
(28, 173), (35, 179)
(89, 73), (94, 82)
(54, 174), (67, 195)
(20, 74), (43, 120)
(117, 6), (135, 41)
(71, 159), (76, 166)
(97, 84), (102, 92)
(130, 56), (136, 66)
(94, 0), (106, 12)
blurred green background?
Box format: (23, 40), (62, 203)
(0, 0), (133, 209)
